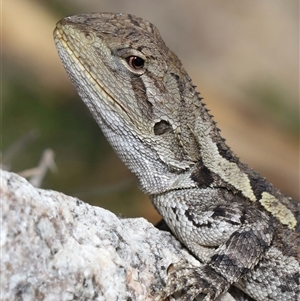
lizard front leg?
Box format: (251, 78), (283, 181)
(153, 190), (274, 300)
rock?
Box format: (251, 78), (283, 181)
(0, 170), (193, 300)
(1, 170), (239, 301)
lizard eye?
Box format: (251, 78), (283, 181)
(126, 56), (145, 70)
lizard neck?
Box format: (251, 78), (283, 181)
(100, 121), (198, 194)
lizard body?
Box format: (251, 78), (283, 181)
(54, 13), (300, 301)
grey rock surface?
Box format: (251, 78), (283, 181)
(0, 170), (235, 301)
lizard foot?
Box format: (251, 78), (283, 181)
(163, 260), (230, 301)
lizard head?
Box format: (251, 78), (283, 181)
(54, 13), (213, 193)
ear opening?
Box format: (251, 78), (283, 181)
(153, 120), (172, 135)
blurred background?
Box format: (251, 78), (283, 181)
(2, 0), (299, 223)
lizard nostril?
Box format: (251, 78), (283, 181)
(84, 32), (93, 40)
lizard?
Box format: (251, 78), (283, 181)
(53, 13), (300, 301)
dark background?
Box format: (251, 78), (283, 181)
(2, 0), (299, 223)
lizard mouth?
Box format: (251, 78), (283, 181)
(53, 23), (135, 126)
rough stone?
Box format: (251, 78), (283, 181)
(0, 170), (236, 301)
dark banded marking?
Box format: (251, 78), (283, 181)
(130, 77), (153, 120)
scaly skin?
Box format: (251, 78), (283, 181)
(54, 13), (300, 301)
